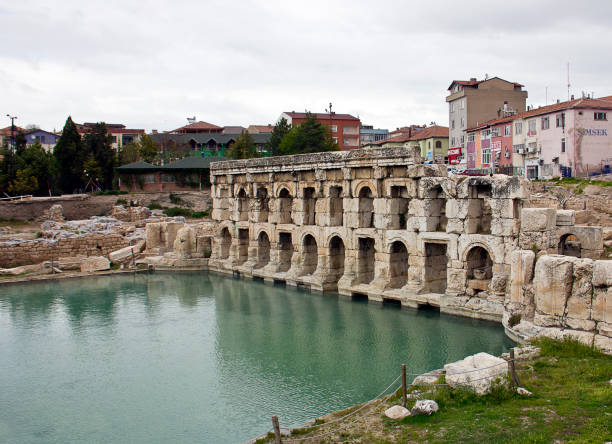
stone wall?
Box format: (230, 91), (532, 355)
(506, 252), (612, 353)
(0, 233), (129, 267)
(206, 146), (528, 321)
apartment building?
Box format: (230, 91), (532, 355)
(466, 95), (612, 178)
(279, 111), (361, 150)
(76, 122), (145, 150)
(447, 77), (528, 165)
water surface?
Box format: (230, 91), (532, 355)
(0, 273), (513, 443)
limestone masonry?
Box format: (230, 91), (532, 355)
(198, 147), (612, 351)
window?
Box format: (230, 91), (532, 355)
(460, 99), (465, 109)
(467, 133), (475, 142)
(528, 119), (536, 134)
(481, 129), (491, 138)
(435, 140), (442, 148)
(332, 137), (338, 144)
(541, 116), (550, 130)
(450, 102), (455, 112)
(452, 120), (455, 129)
(491, 128), (501, 137)
(461, 117), (465, 128)
(482, 148), (491, 165)
(594, 112), (607, 120)
(161, 174), (176, 183)
(460, 135), (465, 143)
(561, 138), (566, 153)
(515, 122), (522, 135)
(144, 174), (156, 184)
(330, 125), (338, 132)
(451, 137), (455, 146)
(428, 141), (431, 149)
(556, 113), (565, 128)
(112, 136), (118, 143)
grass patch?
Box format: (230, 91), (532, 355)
(148, 203), (163, 210)
(115, 198), (127, 205)
(146, 203), (209, 218)
(256, 338), (612, 443)
(95, 190), (128, 195)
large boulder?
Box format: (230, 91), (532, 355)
(411, 400), (439, 416)
(173, 226), (196, 258)
(444, 352), (508, 395)
(108, 241), (145, 264)
(534, 255), (574, 316)
(520, 208), (556, 231)
(384, 405), (410, 420)
(80, 256), (111, 272)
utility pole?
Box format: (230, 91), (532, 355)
(6, 114), (18, 181)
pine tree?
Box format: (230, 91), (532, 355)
(227, 130), (258, 159)
(53, 116), (84, 193)
(278, 112), (338, 155)
(266, 117), (290, 156)
(82, 122), (115, 189)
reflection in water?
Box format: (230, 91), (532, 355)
(0, 272), (513, 443)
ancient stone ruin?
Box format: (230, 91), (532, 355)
(198, 146), (611, 352)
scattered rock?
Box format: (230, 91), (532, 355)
(384, 405), (411, 420)
(411, 369), (444, 386)
(411, 400), (439, 416)
(517, 387), (532, 396)
(445, 352), (508, 395)
(80, 256), (111, 272)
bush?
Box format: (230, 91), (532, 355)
(169, 193), (183, 205)
(116, 199), (127, 205)
(163, 206), (192, 217)
(190, 209), (210, 218)
(148, 203), (163, 210)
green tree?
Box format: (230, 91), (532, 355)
(8, 169), (38, 195)
(15, 141), (57, 196)
(278, 112), (338, 155)
(82, 122), (115, 189)
(118, 142), (140, 165)
(266, 117), (290, 156)
(138, 134), (158, 163)
(227, 130), (258, 159)
(53, 116), (84, 193)
(82, 154), (102, 190)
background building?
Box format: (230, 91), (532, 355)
(367, 125), (449, 163)
(280, 111), (361, 150)
(360, 125), (388, 146)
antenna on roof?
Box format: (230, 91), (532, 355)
(187, 116), (196, 124)
(567, 62), (571, 101)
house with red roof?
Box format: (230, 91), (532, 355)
(279, 111), (361, 150)
(169, 121), (223, 134)
(367, 125), (449, 163)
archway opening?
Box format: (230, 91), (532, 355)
(358, 186), (374, 228)
(390, 186), (409, 229)
(357, 237), (376, 284)
(466, 246), (493, 296)
(278, 188), (293, 224)
(256, 231), (270, 268)
(329, 186), (344, 226)
(467, 183), (492, 234)
(237, 228), (249, 264)
(237, 188), (248, 221)
(220, 227), (231, 259)
(278, 232), (294, 272)
(328, 236), (345, 285)
(424, 242), (447, 293)
(558, 234), (581, 257)
(256, 187), (269, 223)
(389, 241), (409, 289)
(303, 187), (316, 225)
(302, 234), (318, 275)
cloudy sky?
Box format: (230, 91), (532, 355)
(2, 0), (611, 133)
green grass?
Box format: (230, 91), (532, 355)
(0, 218), (28, 227)
(147, 203), (163, 210)
(258, 338), (612, 443)
(146, 203), (209, 219)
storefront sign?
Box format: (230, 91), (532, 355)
(578, 128), (608, 136)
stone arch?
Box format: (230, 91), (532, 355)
(219, 227), (232, 260)
(388, 240), (409, 289)
(301, 234), (318, 276)
(325, 232), (349, 249)
(256, 231), (271, 268)
(277, 186), (293, 224)
(464, 245), (493, 280)
(461, 242), (497, 265)
(558, 233), (581, 257)
(275, 183), (294, 198)
(358, 186), (374, 228)
(328, 235), (346, 285)
(353, 180), (378, 199)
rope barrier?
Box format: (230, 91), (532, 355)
(405, 357), (513, 377)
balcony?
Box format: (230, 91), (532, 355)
(343, 126), (359, 135)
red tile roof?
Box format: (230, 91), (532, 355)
(171, 121), (221, 132)
(284, 112), (360, 121)
(248, 124), (274, 133)
(0, 126), (25, 135)
(466, 95), (612, 132)
(372, 126), (448, 145)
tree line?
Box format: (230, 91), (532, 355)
(226, 112), (338, 159)
(0, 117), (159, 196)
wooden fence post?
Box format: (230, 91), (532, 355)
(272, 415), (282, 444)
(509, 348), (521, 387)
(402, 364), (407, 408)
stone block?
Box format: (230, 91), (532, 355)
(446, 199), (469, 219)
(446, 218), (464, 234)
(447, 268), (467, 291)
(565, 317), (596, 331)
(145, 222), (162, 249)
(556, 210), (575, 226)
(566, 258), (594, 320)
(592, 287), (611, 323)
(444, 353), (508, 395)
(490, 199), (516, 219)
(534, 255), (574, 316)
(593, 260), (612, 287)
(520, 208), (556, 232)
(594, 335), (612, 354)
(510, 249), (535, 304)
(491, 218), (519, 237)
(80, 256), (110, 272)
